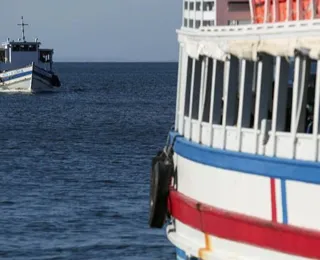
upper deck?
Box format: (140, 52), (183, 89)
(178, 19), (320, 61)
(182, 0), (251, 30)
(180, 0), (320, 31)
(175, 0), (320, 163)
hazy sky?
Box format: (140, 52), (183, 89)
(0, 1), (182, 62)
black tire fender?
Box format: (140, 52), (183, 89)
(149, 159), (173, 228)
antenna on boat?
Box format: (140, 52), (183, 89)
(17, 16), (28, 42)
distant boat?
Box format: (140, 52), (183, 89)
(0, 16), (61, 93)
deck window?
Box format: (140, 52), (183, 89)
(0, 50), (5, 62)
(189, 19), (194, 28)
(28, 45), (37, 51)
(39, 50), (52, 63)
(184, 18), (188, 27)
(11, 44), (37, 52)
(204, 1), (215, 11)
(228, 1), (250, 11)
(203, 20), (215, 26)
(196, 2), (202, 11)
(12, 45), (20, 52)
(228, 20), (239, 25)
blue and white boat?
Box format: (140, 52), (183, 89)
(0, 17), (61, 93)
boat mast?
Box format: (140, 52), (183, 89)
(17, 16), (28, 42)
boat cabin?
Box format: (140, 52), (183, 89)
(0, 17), (55, 72)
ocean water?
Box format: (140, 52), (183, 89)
(0, 62), (177, 260)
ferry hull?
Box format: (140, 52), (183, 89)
(0, 64), (60, 93)
(164, 132), (320, 260)
(149, 5), (320, 258)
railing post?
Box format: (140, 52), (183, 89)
(290, 54), (301, 158)
(175, 45), (183, 132)
(271, 56), (289, 156)
(208, 59), (224, 147)
(198, 57), (208, 143)
(313, 60), (320, 161)
(222, 55), (238, 149)
(237, 59), (254, 151)
(253, 54), (273, 154)
(188, 59), (196, 140)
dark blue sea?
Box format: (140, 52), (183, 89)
(0, 63), (177, 260)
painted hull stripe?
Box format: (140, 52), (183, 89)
(281, 179), (288, 224)
(176, 247), (199, 260)
(168, 189), (320, 259)
(169, 131), (320, 184)
(270, 178), (277, 222)
(176, 248), (187, 259)
(1, 67), (55, 83)
(1, 71), (32, 82)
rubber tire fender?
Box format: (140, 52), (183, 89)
(149, 159), (172, 228)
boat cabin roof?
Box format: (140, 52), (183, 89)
(2, 40), (40, 46)
(39, 48), (53, 52)
(7, 41), (39, 45)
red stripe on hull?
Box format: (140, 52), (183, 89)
(270, 178), (277, 222)
(168, 189), (320, 259)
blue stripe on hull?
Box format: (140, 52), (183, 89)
(169, 131), (320, 185)
(1, 71), (32, 82)
(281, 179), (288, 224)
(1, 69), (55, 86)
(176, 248), (199, 260)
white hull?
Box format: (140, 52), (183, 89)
(167, 221), (308, 260)
(167, 151), (319, 260)
(0, 64), (60, 93)
(164, 134), (320, 259)
(160, 22), (320, 259)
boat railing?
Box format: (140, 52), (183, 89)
(181, 0), (320, 29)
(176, 113), (319, 161)
(174, 19), (320, 162)
(249, 0), (320, 24)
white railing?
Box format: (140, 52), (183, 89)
(175, 38), (320, 162)
(184, 19), (320, 38)
(177, 114), (319, 162)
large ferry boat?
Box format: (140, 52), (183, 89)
(149, 0), (320, 259)
(0, 17), (61, 93)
